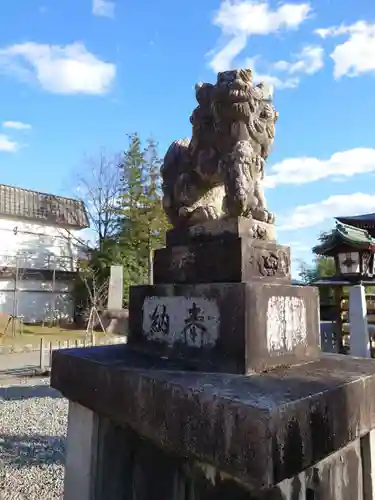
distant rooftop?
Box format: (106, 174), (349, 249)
(0, 184), (89, 229)
(313, 221), (375, 256)
(336, 214), (375, 238)
(336, 213), (375, 224)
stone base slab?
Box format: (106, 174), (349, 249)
(51, 345), (375, 490)
(128, 282), (320, 373)
(153, 239), (291, 285)
(166, 217), (276, 247)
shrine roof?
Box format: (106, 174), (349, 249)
(336, 213), (375, 226)
(313, 221), (375, 256)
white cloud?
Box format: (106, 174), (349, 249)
(243, 44), (323, 90)
(209, 35), (248, 73)
(92, 0), (115, 18)
(3, 121), (31, 130)
(244, 56), (299, 89)
(274, 45), (324, 75)
(265, 148), (375, 188)
(315, 25), (349, 39)
(286, 241), (311, 252)
(278, 193), (375, 230)
(0, 42), (116, 95)
(315, 21), (375, 78)
(0, 134), (18, 152)
(255, 72), (299, 89)
(209, 0), (312, 72)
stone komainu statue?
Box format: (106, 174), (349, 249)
(161, 68), (278, 228)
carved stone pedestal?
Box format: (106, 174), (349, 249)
(155, 216), (288, 285)
(154, 238), (291, 284)
(165, 217), (276, 246)
(132, 216), (320, 373)
(128, 281), (320, 374)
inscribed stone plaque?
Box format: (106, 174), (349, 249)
(107, 265), (124, 310)
(142, 296), (220, 348)
(266, 296), (307, 354)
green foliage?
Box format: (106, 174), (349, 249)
(116, 133), (170, 303)
(298, 256), (336, 284)
(298, 256), (336, 305)
(299, 230), (337, 306)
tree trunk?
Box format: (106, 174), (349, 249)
(148, 229), (153, 285)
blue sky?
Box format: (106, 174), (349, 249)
(0, 0), (375, 275)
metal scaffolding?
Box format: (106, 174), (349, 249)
(0, 251), (76, 335)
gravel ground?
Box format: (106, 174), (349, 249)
(0, 377), (68, 500)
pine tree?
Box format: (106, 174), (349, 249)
(117, 133), (170, 302)
(141, 137), (171, 282)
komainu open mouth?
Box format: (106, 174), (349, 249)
(226, 89), (250, 102)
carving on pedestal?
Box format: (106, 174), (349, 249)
(266, 296), (307, 353)
(247, 246), (290, 280)
(169, 251), (196, 271)
(250, 223), (267, 240)
(161, 68), (278, 235)
(142, 297), (220, 348)
(259, 250), (290, 277)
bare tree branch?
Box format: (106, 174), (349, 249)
(60, 149), (122, 251)
(77, 150), (122, 246)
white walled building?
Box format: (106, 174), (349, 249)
(0, 184), (89, 323)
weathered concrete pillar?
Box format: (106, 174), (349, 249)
(349, 284), (371, 358)
(93, 418), (134, 500)
(361, 430), (375, 500)
(64, 402), (99, 500)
